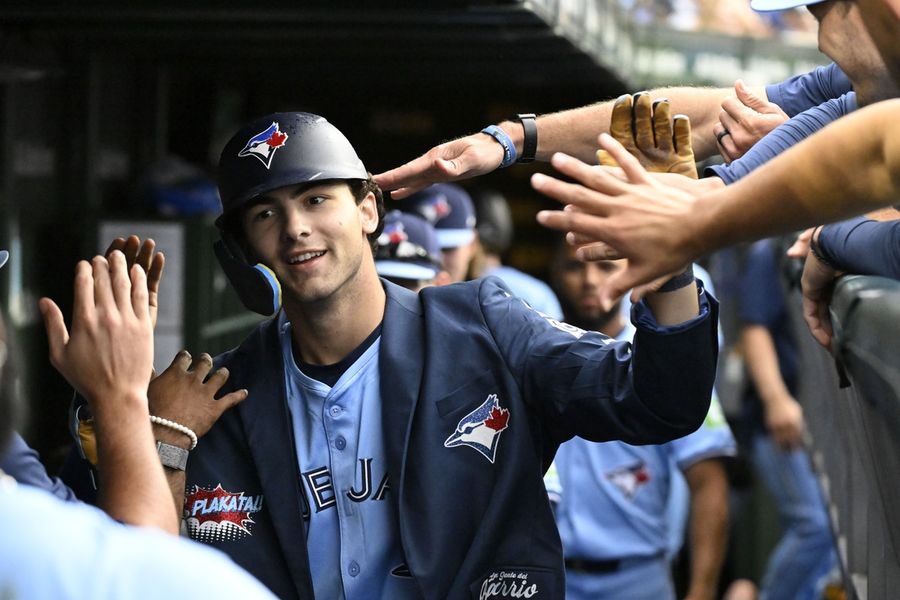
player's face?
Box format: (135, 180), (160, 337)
(809, 0), (896, 105)
(856, 0), (900, 87)
(241, 181), (379, 307)
(554, 244), (624, 329)
(441, 240), (475, 283)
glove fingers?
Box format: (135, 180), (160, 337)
(672, 114), (699, 179)
(596, 148), (620, 168)
(609, 94), (636, 149)
(652, 99), (673, 153)
(632, 93), (654, 151)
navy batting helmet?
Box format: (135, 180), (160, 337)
(213, 112), (371, 316)
(473, 189), (514, 256)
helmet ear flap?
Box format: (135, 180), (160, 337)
(214, 234), (282, 316)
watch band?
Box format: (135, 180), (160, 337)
(156, 440), (189, 471)
(516, 113), (537, 163)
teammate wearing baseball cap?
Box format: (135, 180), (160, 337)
(87, 111), (719, 599)
(374, 210), (449, 291)
(399, 183), (479, 282)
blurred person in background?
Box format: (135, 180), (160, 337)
(468, 188), (563, 318)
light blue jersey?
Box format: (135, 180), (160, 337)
(279, 314), (418, 599)
(0, 476), (276, 599)
(546, 308), (735, 600)
(549, 320), (736, 560)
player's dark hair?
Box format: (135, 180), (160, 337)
(348, 175), (386, 253)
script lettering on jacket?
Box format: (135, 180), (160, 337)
(301, 457), (390, 519)
(478, 571), (540, 600)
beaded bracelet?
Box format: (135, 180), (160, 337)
(149, 415), (198, 451)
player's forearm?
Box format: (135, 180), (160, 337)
(740, 325), (793, 407)
(153, 424), (190, 526)
(93, 391), (179, 535)
(691, 99), (900, 254)
(499, 87), (731, 164)
(684, 460), (729, 600)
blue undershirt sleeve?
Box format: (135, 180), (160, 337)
(705, 93), (856, 185)
(765, 63), (853, 116)
(818, 218), (900, 279)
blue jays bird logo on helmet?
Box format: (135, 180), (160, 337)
(444, 394), (510, 464)
(238, 121), (289, 169)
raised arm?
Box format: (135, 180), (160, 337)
(374, 86), (751, 197)
(39, 252), (176, 533)
(533, 98), (900, 301)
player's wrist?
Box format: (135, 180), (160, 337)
(497, 121), (525, 156)
(152, 422), (193, 450)
(88, 389), (150, 423)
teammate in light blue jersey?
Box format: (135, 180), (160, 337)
(546, 241), (736, 600)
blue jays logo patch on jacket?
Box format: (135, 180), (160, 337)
(238, 121), (288, 169)
(444, 393), (510, 464)
(183, 484), (264, 542)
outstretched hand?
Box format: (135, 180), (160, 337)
(800, 232), (842, 350)
(39, 252), (153, 413)
(148, 350), (248, 448)
(597, 93), (698, 178)
(373, 132), (505, 198)
(105, 235), (165, 329)
(534, 134), (705, 308)
(714, 80), (789, 163)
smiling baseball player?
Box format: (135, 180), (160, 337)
(70, 111), (720, 599)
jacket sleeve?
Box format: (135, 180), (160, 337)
(1, 433), (78, 501)
(477, 277), (719, 446)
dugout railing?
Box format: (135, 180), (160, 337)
(789, 275), (900, 600)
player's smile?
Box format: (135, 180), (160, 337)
(285, 249), (327, 271)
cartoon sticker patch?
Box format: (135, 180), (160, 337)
(444, 393), (510, 464)
(184, 484), (264, 542)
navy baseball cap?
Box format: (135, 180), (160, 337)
(399, 183), (476, 249)
(375, 211), (443, 281)
(750, 0), (825, 11)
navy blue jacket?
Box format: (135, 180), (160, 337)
(183, 277), (718, 599)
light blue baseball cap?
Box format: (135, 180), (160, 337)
(750, 0), (826, 11)
(0, 251), (8, 270)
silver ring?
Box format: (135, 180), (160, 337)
(716, 129), (731, 145)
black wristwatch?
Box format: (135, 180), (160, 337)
(516, 113), (537, 163)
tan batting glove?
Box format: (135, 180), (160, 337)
(597, 93), (698, 179)
(77, 417), (99, 466)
